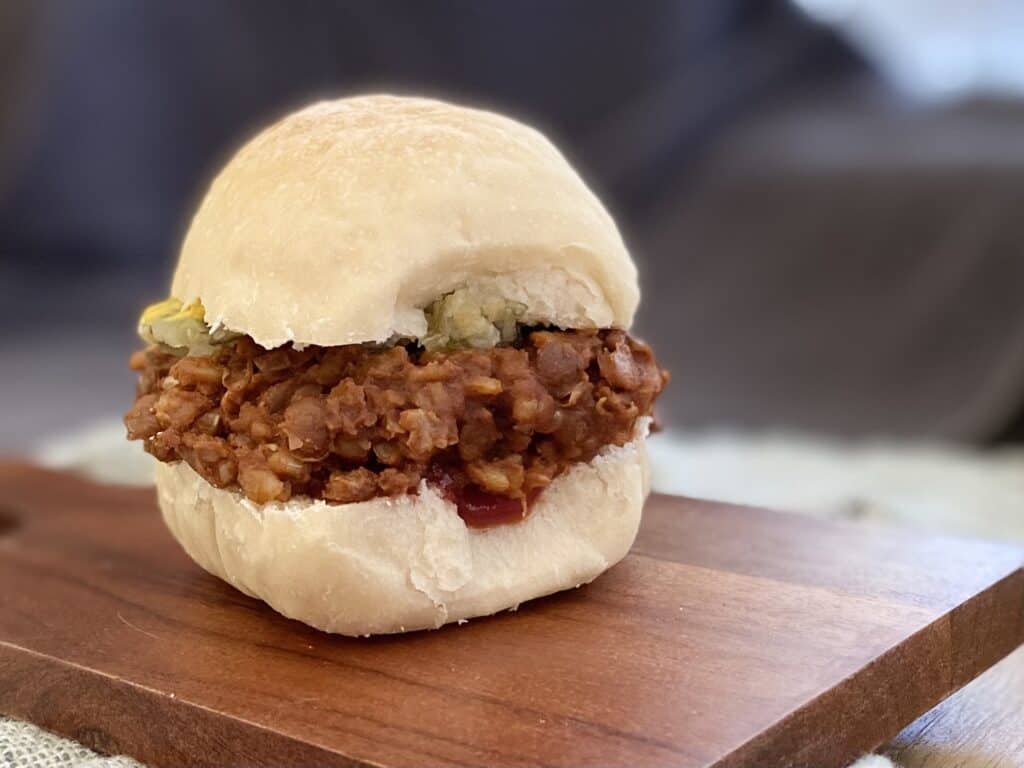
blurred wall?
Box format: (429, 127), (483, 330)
(1, 1), (845, 273)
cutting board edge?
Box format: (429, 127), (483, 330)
(0, 640), (363, 768)
(713, 562), (1024, 768)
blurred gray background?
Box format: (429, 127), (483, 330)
(3, 0), (1024, 451)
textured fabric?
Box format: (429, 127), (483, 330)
(647, 431), (1024, 541)
(0, 716), (142, 768)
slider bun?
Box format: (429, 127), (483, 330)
(171, 94), (638, 349)
(155, 427), (650, 636)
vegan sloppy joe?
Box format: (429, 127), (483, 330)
(125, 95), (667, 636)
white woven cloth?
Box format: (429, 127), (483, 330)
(0, 717), (141, 768)
(7, 421), (1024, 767)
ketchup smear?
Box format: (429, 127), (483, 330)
(428, 466), (539, 528)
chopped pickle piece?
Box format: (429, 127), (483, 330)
(138, 298), (240, 355)
(140, 287), (525, 356)
(423, 288), (525, 352)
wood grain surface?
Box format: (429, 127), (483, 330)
(886, 646), (1024, 768)
(0, 463), (1021, 768)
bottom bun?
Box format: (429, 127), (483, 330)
(155, 423), (650, 636)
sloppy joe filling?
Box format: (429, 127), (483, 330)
(125, 329), (667, 525)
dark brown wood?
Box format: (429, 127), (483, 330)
(0, 462), (1020, 768)
(884, 646), (1024, 766)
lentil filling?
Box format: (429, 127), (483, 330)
(125, 329), (667, 524)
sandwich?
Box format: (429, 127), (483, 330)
(124, 95), (667, 635)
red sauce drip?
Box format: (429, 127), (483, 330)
(454, 485), (529, 528)
(427, 465), (539, 528)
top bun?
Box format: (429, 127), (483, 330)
(171, 95), (638, 349)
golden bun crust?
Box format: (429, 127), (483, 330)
(155, 424), (650, 636)
(171, 94), (638, 348)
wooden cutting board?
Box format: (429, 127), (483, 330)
(0, 463), (1021, 768)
